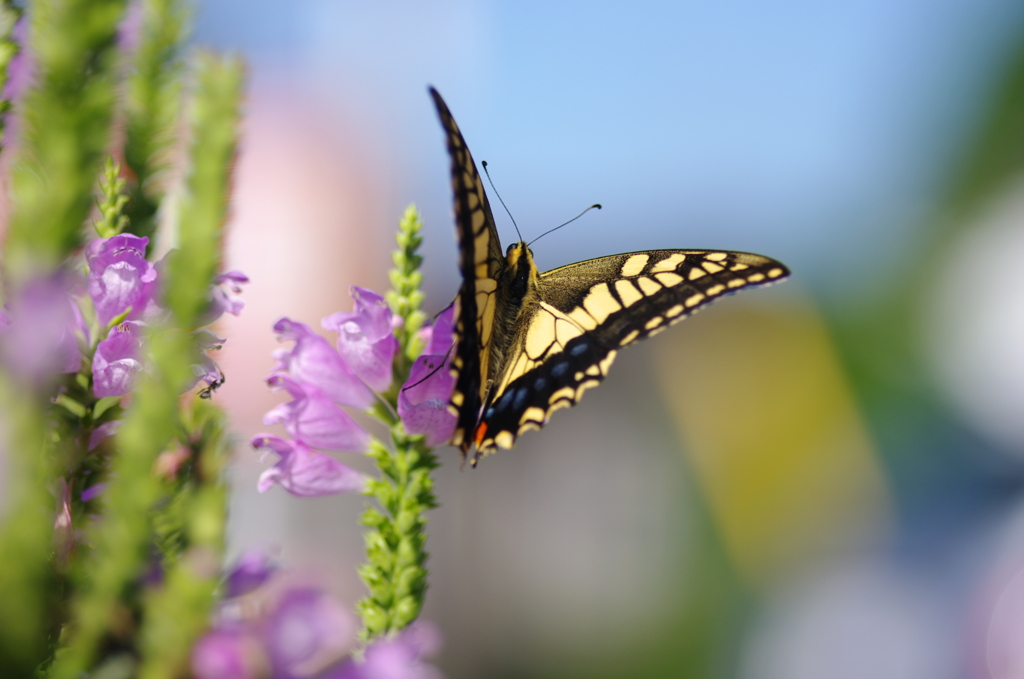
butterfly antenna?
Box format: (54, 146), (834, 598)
(401, 344), (456, 391)
(482, 160), (523, 243)
(527, 204), (602, 247)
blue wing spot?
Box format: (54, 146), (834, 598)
(570, 343), (590, 357)
(484, 406), (495, 419)
(513, 388), (528, 411)
(534, 376), (548, 392)
(495, 391), (513, 412)
(552, 361), (569, 378)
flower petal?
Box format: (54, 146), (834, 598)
(253, 436), (367, 497)
(423, 306), (455, 356)
(264, 374), (370, 452)
(225, 549), (277, 599)
(92, 322), (144, 398)
(191, 628), (262, 679)
(86, 234), (158, 325)
(398, 355), (456, 447)
(272, 318), (374, 409)
(0, 277), (84, 383)
(324, 622), (443, 679)
(202, 270), (250, 324)
(322, 287), (398, 393)
(266, 587), (357, 678)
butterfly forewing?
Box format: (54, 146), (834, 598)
(429, 88), (506, 449)
(473, 249), (789, 451)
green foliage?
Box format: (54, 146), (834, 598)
(0, 0), (22, 153)
(94, 157), (130, 238)
(137, 399), (232, 679)
(48, 46), (244, 677)
(0, 1), (244, 676)
(357, 432), (439, 639)
(5, 0), (130, 284)
(163, 52), (243, 326)
(124, 0), (190, 245)
(0, 381), (58, 675)
(387, 206), (428, 374)
(358, 207), (440, 640)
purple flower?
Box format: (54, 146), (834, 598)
(398, 356), (456, 447)
(86, 234), (158, 326)
(1, 19), (33, 103)
(253, 435), (367, 497)
(322, 287), (399, 393)
(264, 374), (370, 452)
(92, 321), (144, 398)
(191, 628), (262, 679)
(265, 587), (357, 678)
(272, 318), (374, 409)
(88, 420), (120, 451)
(0, 277), (85, 383)
(81, 482), (107, 503)
(225, 550), (278, 599)
(326, 622), (444, 679)
(202, 271), (250, 325)
(421, 307), (455, 356)
(193, 579), (358, 679)
(117, 0), (144, 52)
(398, 309), (456, 446)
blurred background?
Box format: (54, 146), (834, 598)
(200, 1), (1024, 677)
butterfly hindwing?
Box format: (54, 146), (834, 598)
(474, 249), (789, 451)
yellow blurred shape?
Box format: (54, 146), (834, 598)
(654, 291), (890, 589)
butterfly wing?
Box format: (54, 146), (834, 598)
(429, 88), (506, 450)
(472, 249), (789, 452)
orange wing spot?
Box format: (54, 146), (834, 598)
(474, 421), (489, 446)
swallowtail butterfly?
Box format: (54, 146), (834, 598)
(431, 88), (790, 464)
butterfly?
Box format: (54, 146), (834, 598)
(429, 88), (790, 465)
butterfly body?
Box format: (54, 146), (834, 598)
(430, 88), (790, 463)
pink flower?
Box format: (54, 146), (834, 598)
(253, 435), (367, 497)
(202, 271), (250, 325)
(224, 550), (278, 599)
(86, 234), (159, 326)
(264, 374), (370, 453)
(398, 309), (456, 446)
(265, 587), (358, 678)
(272, 318), (374, 409)
(325, 622), (444, 679)
(192, 580), (358, 679)
(0, 277), (85, 384)
(92, 321), (144, 397)
(398, 355), (456, 447)
(323, 287), (399, 393)
(191, 628), (262, 679)
(421, 307), (455, 356)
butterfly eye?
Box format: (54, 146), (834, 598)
(506, 244), (516, 256)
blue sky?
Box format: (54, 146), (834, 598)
(194, 0), (1024, 295)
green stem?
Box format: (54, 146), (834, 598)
(357, 205), (439, 640)
(357, 431), (438, 639)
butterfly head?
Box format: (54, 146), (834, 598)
(504, 242), (540, 302)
